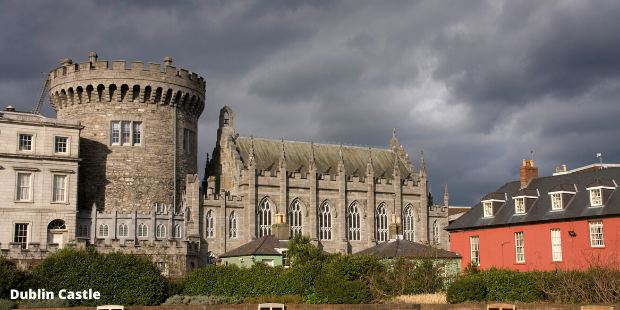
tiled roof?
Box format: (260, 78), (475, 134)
(354, 239), (461, 259)
(219, 235), (288, 258)
(235, 137), (413, 180)
(446, 168), (620, 232)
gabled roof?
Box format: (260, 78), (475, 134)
(446, 167), (620, 232)
(549, 183), (576, 192)
(354, 239), (461, 259)
(513, 189), (539, 197)
(482, 192), (506, 201)
(235, 137), (413, 180)
(219, 235), (288, 258)
(587, 178), (617, 188)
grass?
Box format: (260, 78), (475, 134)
(394, 293), (447, 304)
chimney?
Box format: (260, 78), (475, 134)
(520, 159), (538, 188)
(563, 164), (567, 172)
(273, 214), (290, 240)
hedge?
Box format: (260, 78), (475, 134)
(446, 267), (543, 303)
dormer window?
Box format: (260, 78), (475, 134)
(590, 189), (602, 206)
(483, 202), (493, 217)
(515, 198), (525, 214)
(586, 179), (617, 207)
(551, 194), (562, 210)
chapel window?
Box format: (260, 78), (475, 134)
(319, 202), (332, 241)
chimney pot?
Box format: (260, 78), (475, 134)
(563, 164), (567, 172)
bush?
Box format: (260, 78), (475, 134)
(314, 274), (372, 304)
(483, 267), (543, 302)
(31, 247), (166, 306)
(323, 254), (379, 281)
(0, 257), (30, 300)
(0, 299), (16, 310)
(408, 258), (444, 294)
(446, 274), (487, 303)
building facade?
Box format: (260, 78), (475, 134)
(447, 161), (620, 272)
(0, 107), (82, 265)
(202, 106), (449, 261)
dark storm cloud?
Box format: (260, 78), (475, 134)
(2, 0), (620, 206)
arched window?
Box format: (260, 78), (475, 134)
(206, 210), (214, 238)
(156, 224), (166, 238)
(403, 206), (414, 241)
(153, 202), (166, 214)
(118, 223), (128, 237)
(258, 200), (272, 237)
(77, 223), (89, 238)
(174, 224), (182, 238)
(138, 223), (148, 238)
(348, 203), (361, 241)
(433, 220), (439, 244)
(48, 219), (66, 230)
(289, 200), (303, 236)
(376, 204), (389, 242)
(99, 223), (109, 237)
(229, 211), (237, 238)
(319, 202), (332, 241)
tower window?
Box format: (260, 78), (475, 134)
(111, 121), (142, 146)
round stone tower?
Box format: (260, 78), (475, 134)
(48, 52), (205, 212)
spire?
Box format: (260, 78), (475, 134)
(420, 150), (426, 177)
(366, 147), (374, 175)
(444, 182), (449, 207)
(338, 143), (345, 173)
(309, 141), (316, 171)
(249, 135), (255, 166)
(390, 127), (399, 150)
(279, 138), (286, 168)
(427, 183), (433, 206)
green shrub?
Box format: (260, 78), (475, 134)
(446, 275), (487, 303)
(0, 257), (30, 300)
(0, 299), (17, 310)
(314, 274), (372, 304)
(408, 258), (444, 294)
(323, 254), (379, 281)
(483, 267), (543, 302)
(31, 247), (166, 306)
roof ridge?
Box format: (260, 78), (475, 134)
(237, 136), (392, 151)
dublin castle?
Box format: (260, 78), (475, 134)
(0, 53), (448, 274)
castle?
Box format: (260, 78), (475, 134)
(0, 53), (449, 274)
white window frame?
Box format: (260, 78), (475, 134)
(156, 224), (166, 238)
(52, 174), (67, 202)
(590, 189), (602, 206)
(132, 122), (141, 145)
(54, 136), (69, 154)
(551, 193), (563, 210)
(111, 121), (142, 146)
(289, 200), (303, 237)
(483, 202), (493, 217)
(515, 232), (525, 263)
(99, 223), (109, 237)
(258, 200), (272, 237)
(551, 229), (562, 261)
(589, 221), (604, 247)
(319, 202), (332, 241)
(16, 172), (33, 201)
(118, 223), (128, 237)
(111, 122), (120, 145)
(137, 223), (148, 238)
(156, 262), (168, 275)
(403, 206), (414, 242)
(18, 133), (34, 151)
(348, 203), (361, 241)
(206, 210), (214, 238)
(229, 211), (237, 239)
(515, 198), (525, 214)
(14, 223), (29, 249)
(470, 236), (480, 265)
(376, 204), (388, 242)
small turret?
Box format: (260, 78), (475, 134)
(444, 183), (449, 208)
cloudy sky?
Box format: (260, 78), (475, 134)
(2, 0), (619, 207)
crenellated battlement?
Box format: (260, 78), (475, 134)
(48, 52), (205, 117)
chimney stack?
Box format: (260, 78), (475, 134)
(520, 159), (538, 188)
(273, 214), (290, 240)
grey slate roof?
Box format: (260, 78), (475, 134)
(354, 239), (461, 259)
(446, 168), (620, 232)
(235, 137), (413, 180)
(219, 235), (288, 258)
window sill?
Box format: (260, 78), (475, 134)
(50, 201), (69, 205)
(591, 245), (605, 249)
(14, 200), (34, 203)
(515, 262), (526, 265)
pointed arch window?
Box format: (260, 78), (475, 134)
(206, 210), (214, 238)
(77, 223), (89, 238)
(258, 200), (272, 237)
(289, 200), (303, 236)
(348, 203), (361, 241)
(99, 223), (109, 237)
(433, 220), (439, 243)
(118, 223), (128, 237)
(229, 211), (238, 238)
(376, 204), (388, 242)
(174, 224), (182, 238)
(138, 223), (148, 238)
(403, 206), (414, 241)
(156, 224), (166, 238)
(319, 202), (332, 241)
